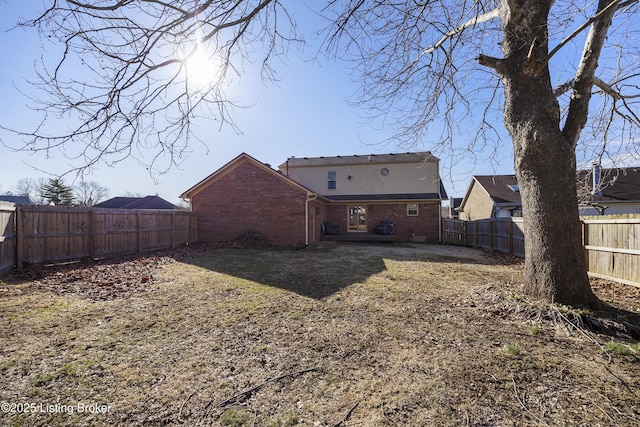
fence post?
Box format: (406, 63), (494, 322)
(472, 222), (476, 248)
(89, 209), (95, 260)
(15, 206), (23, 270)
(508, 219), (514, 255)
(171, 211), (176, 249)
(489, 219), (494, 251)
(137, 210), (142, 253)
(581, 219), (587, 271)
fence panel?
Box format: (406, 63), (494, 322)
(465, 221), (477, 248)
(490, 219), (509, 253)
(582, 216), (640, 287)
(0, 203), (16, 274)
(442, 219), (465, 245)
(476, 220), (491, 250)
(13, 206), (196, 268)
(511, 218), (525, 258)
(442, 215), (639, 287)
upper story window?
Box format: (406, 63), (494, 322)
(407, 203), (419, 216)
(327, 171), (337, 190)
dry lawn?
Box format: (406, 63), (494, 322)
(1, 243), (639, 426)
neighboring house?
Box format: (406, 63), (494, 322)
(446, 197), (463, 219)
(0, 195), (32, 205)
(181, 152), (447, 246)
(458, 175), (522, 221)
(577, 165), (640, 216)
(457, 166), (640, 220)
(95, 195), (178, 210)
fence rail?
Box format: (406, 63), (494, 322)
(443, 216), (640, 287)
(0, 205), (197, 272)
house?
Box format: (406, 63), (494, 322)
(457, 166), (640, 220)
(577, 165), (640, 215)
(94, 195), (178, 210)
(180, 153), (320, 246)
(457, 175), (522, 221)
(0, 195), (31, 205)
(180, 152), (447, 246)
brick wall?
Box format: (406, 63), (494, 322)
(191, 159), (308, 246)
(323, 202), (441, 242)
(367, 203), (441, 242)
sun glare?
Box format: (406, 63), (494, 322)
(185, 45), (219, 89)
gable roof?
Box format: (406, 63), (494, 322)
(473, 175), (521, 204)
(458, 175), (521, 214)
(577, 166), (640, 201)
(95, 195), (177, 209)
(0, 195), (31, 205)
(180, 152), (317, 199)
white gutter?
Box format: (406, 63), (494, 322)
(305, 194), (318, 247)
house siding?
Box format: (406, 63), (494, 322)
(190, 159), (308, 246)
(284, 161), (441, 196)
(459, 183), (494, 221)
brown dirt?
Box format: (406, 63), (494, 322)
(0, 243), (638, 426)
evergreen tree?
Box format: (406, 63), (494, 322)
(40, 178), (75, 206)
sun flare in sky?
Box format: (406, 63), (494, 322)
(184, 44), (220, 89)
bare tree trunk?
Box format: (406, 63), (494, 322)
(514, 128), (599, 307)
(498, 0), (601, 308)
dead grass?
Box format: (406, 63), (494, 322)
(1, 243), (639, 426)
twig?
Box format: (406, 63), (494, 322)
(333, 402), (360, 427)
(178, 390), (197, 423)
(509, 368), (550, 427)
(208, 366), (320, 410)
(550, 305), (613, 363)
(509, 368), (527, 412)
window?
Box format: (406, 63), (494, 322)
(508, 184), (520, 192)
(407, 203), (419, 216)
(327, 171), (337, 190)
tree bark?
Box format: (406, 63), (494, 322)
(498, 0), (601, 308)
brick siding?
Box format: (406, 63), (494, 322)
(191, 159), (308, 246)
(324, 202), (441, 242)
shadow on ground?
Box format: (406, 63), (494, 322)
(177, 243), (507, 300)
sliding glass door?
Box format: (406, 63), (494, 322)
(347, 206), (367, 232)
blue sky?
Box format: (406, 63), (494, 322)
(0, 2), (529, 205)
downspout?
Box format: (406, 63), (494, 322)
(437, 158), (442, 243)
(438, 197), (442, 243)
(305, 193), (318, 247)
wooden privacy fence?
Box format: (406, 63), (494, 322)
(443, 217), (525, 258)
(582, 216), (640, 287)
(0, 205), (197, 272)
(443, 216), (640, 287)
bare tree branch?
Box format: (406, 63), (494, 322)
(416, 7), (501, 60)
(562, 0), (620, 148)
(535, 0), (628, 76)
(1, 0), (294, 178)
